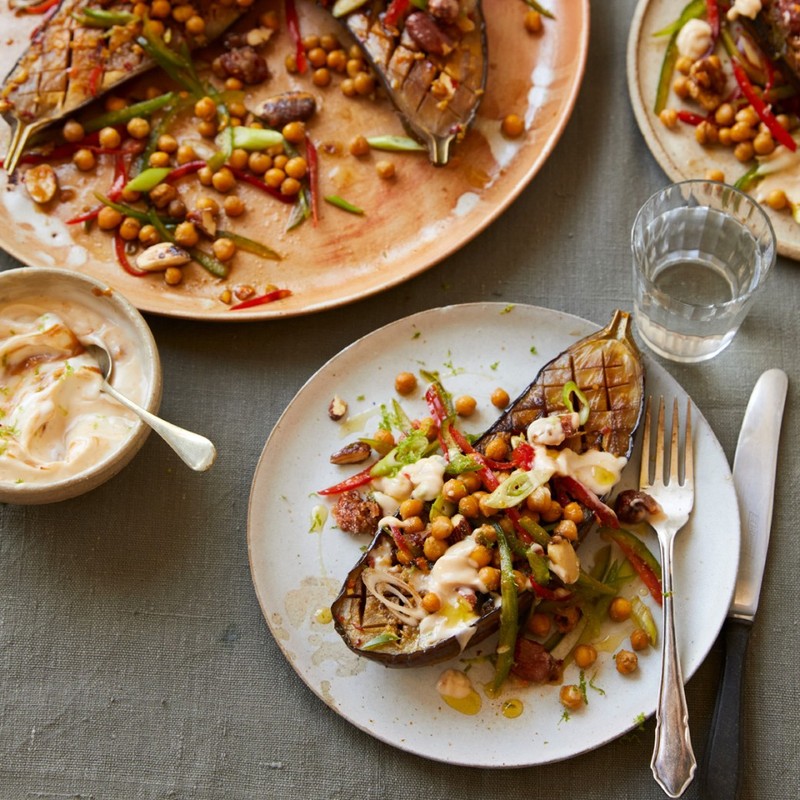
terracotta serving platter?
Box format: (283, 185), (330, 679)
(627, 0), (800, 261)
(0, 0), (589, 320)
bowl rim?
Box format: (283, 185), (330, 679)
(0, 266), (162, 503)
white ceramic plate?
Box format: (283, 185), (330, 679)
(627, 0), (800, 261)
(247, 303), (739, 767)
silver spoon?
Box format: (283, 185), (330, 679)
(85, 343), (217, 472)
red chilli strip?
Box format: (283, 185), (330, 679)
(615, 540), (663, 606)
(555, 474), (619, 528)
(88, 64), (103, 98)
(676, 110), (707, 126)
(114, 232), (148, 277)
(317, 463), (375, 496)
(305, 133), (320, 226)
(529, 577), (572, 603)
(732, 60), (797, 152)
(226, 166), (298, 204)
(24, 0), (59, 14)
(229, 288), (292, 311)
(67, 153), (128, 224)
(384, 0), (410, 28)
(706, 0), (719, 40)
(165, 160), (206, 182)
(285, 0), (308, 75)
(424, 384), (449, 424)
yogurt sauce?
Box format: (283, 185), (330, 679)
(0, 300), (146, 485)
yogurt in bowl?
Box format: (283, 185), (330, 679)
(0, 267), (161, 504)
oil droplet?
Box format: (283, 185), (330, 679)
(314, 606), (333, 624)
(437, 669), (482, 716)
(443, 690), (482, 716)
(501, 698), (524, 719)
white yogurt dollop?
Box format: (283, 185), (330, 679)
(0, 303), (145, 485)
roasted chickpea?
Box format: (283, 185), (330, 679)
(454, 395), (477, 417)
(630, 628), (650, 651)
(185, 14), (205, 35)
(460, 471), (482, 493)
(524, 9), (543, 34)
(559, 685), (584, 710)
(609, 596), (633, 622)
(478, 566), (500, 592)
(423, 535), (448, 561)
(372, 428), (395, 455)
(422, 592), (441, 613)
(346, 58), (364, 78)
(470, 545), (493, 568)
(72, 148), (96, 171)
(340, 78), (357, 98)
(150, 0), (171, 18)
(443, 479), (467, 502)
(98, 126), (121, 149)
(658, 108), (678, 128)
(223, 195), (245, 217)
(212, 237), (237, 261)
(118, 217), (141, 241)
(354, 72), (375, 96)
(394, 371), (417, 395)
(302, 34), (320, 50)
(553, 519), (578, 541)
(312, 67), (332, 87)
(224, 76), (244, 91)
(527, 612), (551, 638)
(574, 644), (598, 669)
(376, 160), (396, 179)
(766, 189), (788, 211)
(211, 167), (236, 193)
(196, 196), (220, 215)
(491, 388), (510, 409)
(138, 224), (160, 246)
(273, 154), (289, 170)
(164, 267), (183, 286)
(284, 157), (308, 180)
(282, 121), (306, 144)
(403, 516), (425, 535)
(615, 649), (639, 675)
(399, 498), (424, 520)
(176, 144), (198, 165)
(307, 46), (327, 68)
(228, 148), (249, 170)
(429, 516), (453, 540)
(280, 177), (302, 196)
(97, 206), (122, 230)
(526, 485), (551, 514)
(264, 168), (285, 189)
(753, 131), (775, 155)
(248, 152), (272, 174)
(149, 183), (178, 209)
(104, 96), (128, 112)
(149, 151), (171, 168)
(562, 501), (584, 524)
(172, 4), (193, 23)
(63, 119), (85, 143)
(484, 436), (509, 462)
(327, 49), (347, 72)
(501, 113), (525, 138)
(349, 135), (370, 156)
(714, 102), (735, 126)
(457, 494), (480, 518)
(127, 117), (151, 139)
(174, 221), (200, 247)
(734, 141), (755, 162)
(540, 500), (563, 523)
(194, 96), (217, 121)
(705, 169), (725, 182)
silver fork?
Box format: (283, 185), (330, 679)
(640, 397), (696, 798)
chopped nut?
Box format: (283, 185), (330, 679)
(686, 55), (726, 112)
(136, 242), (191, 272)
(328, 395), (348, 420)
(329, 441), (371, 465)
(24, 164), (58, 204)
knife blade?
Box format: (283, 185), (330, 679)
(699, 368), (788, 800)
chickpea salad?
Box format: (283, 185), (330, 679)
(0, 0), (576, 317)
(318, 367), (664, 717)
(652, 0), (800, 221)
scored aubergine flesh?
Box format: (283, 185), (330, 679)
(331, 310), (645, 668)
(0, 0), (243, 173)
(326, 0), (487, 165)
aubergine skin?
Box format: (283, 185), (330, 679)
(749, 1), (800, 82)
(331, 310), (645, 669)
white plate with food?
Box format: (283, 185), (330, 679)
(628, 0), (800, 260)
(0, 0), (588, 319)
(247, 303), (739, 767)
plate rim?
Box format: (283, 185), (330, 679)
(246, 302), (741, 767)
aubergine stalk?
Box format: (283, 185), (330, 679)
(331, 310), (645, 668)
(325, 0), (487, 165)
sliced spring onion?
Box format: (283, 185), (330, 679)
(631, 596), (658, 646)
(361, 631), (400, 650)
(366, 135), (426, 153)
(562, 380), (590, 426)
(331, 0), (368, 18)
(123, 167), (172, 193)
(230, 126), (284, 151)
(324, 194), (365, 215)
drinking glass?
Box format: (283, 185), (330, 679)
(631, 180), (776, 363)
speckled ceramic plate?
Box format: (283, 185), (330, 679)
(0, 1), (588, 320)
(247, 303), (740, 767)
(627, 0), (800, 261)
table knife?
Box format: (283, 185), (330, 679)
(699, 368), (788, 800)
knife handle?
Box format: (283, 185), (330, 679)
(699, 618), (753, 800)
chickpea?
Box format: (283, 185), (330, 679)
(150, 0), (171, 18)
(501, 113), (525, 138)
(149, 183), (178, 209)
(98, 126), (121, 149)
(196, 196), (220, 215)
(281, 157), (306, 181)
(574, 644), (598, 669)
(423, 535), (448, 561)
(320, 33), (340, 51)
(170, 145), (194, 168)
(354, 72), (376, 96)
(483, 436), (509, 462)
(185, 14), (205, 35)
(248, 152), (272, 174)
(228, 101), (247, 119)
(615, 649), (639, 675)
(372, 428), (395, 455)
(211, 167), (236, 193)
(149, 151), (171, 168)
(225, 77), (244, 91)
(394, 371), (417, 395)
(260, 9), (279, 29)
(736, 105), (760, 127)
(349, 135), (370, 157)
(396, 549), (413, 566)
(705, 169), (725, 182)
(168, 200), (187, 225)
(562, 502), (584, 524)
(753, 131), (775, 156)
(422, 592), (441, 613)
(63, 119), (85, 143)
(118, 217), (141, 241)
(490, 388), (510, 409)
(376, 160), (396, 179)
(172, 4), (194, 23)
(307, 47), (327, 68)
(104, 96), (127, 112)
(714, 102), (735, 126)
(285, 53), (299, 74)
(312, 67), (332, 87)
(341, 78), (357, 98)
(553, 519), (578, 541)
(460, 471), (482, 493)
(477, 492), (499, 518)
(138, 224), (161, 246)
(730, 121), (754, 143)
(273, 154), (289, 171)
(526, 485), (551, 514)
(280, 177), (302, 196)
(718, 127), (733, 147)
(174, 221), (200, 247)
(675, 54), (693, 75)
(327, 49), (348, 72)
(470, 545), (493, 568)
(212, 237), (237, 261)
(346, 58), (364, 78)
(223, 195), (245, 217)
(194, 96), (217, 121)
(695, 121), (718, 146)
(540, 500), (563, 523)
(164, 267), (183, 286)
(527, 612), (551, 638)
(429, 516), (453, 540)
(474, 524), (496, 545)
(478, 566), (500, 591)
(127, 117), (151, 139)
(454, 395), (477, 417)
(443, 479), (467, 502)
(403, 516), (425, 535)
(630, 628), (650, 651)
(734, 141), (755, 162)
(559, 685), (584, 711)
(72, 148), (96, 171)
(282, 121), (306, 144)
(609, 596), (632, 622)
(457, 494), (480, 519)
(658, 108), (678, 129)
(399, 498), (424, 520)
(302, 34), (320, 50)
(97, 206), (122, 230)
(197, 120), (217, 139)
(766, 189), (788, 211)
(672, 75), (690, 99)
(524, 10), (542, 34)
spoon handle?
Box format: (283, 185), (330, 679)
(102, 382), (217, 471)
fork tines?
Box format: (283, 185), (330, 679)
(639, 397), (693, 488)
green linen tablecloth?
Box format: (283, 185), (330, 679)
(1, 2), (798, 798)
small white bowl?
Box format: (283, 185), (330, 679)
(0, 267), (162, 504)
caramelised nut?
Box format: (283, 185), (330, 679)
(328, 394), (348, 420)
(24, 164), (59, 204)
(329, 441), (371, 465)
(137, 242), (192, 272)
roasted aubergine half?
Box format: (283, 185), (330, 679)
(325, 0), (487, 165)
(329, 310), (646, 669)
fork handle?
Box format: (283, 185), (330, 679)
(651, 538), (697, 798)
(699, 619), (752, 800)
